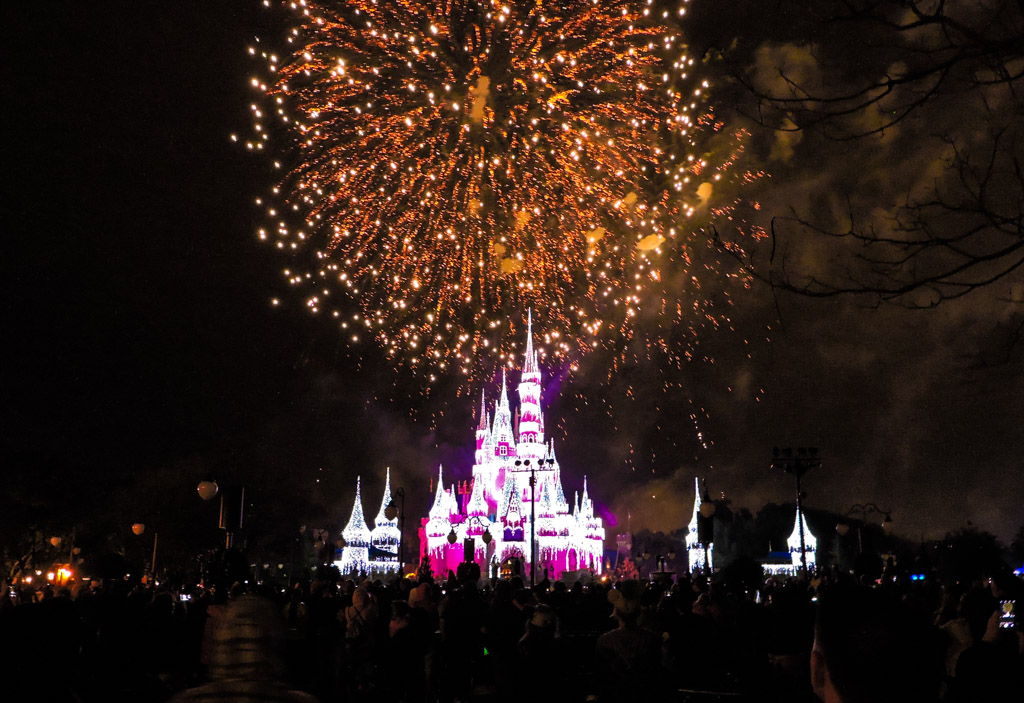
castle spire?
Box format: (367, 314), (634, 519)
(478, 390), (488, 431)
(466, 475), (489, 518)
(342, 476), (371, 545)
(523, 309), (537, 374)
(499, 369), (509, 411)
(374, 467), (395, 525)
(428, 466), (448, 521)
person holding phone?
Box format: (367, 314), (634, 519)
(949, 572), (1024, 702)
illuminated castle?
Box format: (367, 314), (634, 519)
(336, 471), (401, 576)
(419, 314), (605, 581)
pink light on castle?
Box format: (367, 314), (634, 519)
(419, 313), (605, 581)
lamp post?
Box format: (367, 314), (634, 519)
(131, 523), (159, 583)
(448, 518), (492, 581)
(463, 515), (493, 565)
(198, 478), (245, 550)
(515, 458), (537, 586)
(385, 486), (406, 574)
(699, 496), (716, 575)
(837, 503), (892, 555)
(770, 447), (821, 575)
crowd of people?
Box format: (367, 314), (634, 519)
(1, 563), (1021, 702)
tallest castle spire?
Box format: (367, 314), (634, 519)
(523, 309), (537, 375)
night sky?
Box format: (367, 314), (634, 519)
(5, 2), (1022, 556)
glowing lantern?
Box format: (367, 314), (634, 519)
(49, 536), (62, 548)
(131, 523), (145, 536)
(197, 479), (219, 501)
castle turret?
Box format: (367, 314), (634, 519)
(466, 473), (489, 519)
(475, 391), (490, 465)
(338, 476), (372, 575)
(550, 441), (569, 514)
(369, 468), (401, 573)
(516, 310), (544, 460)
(685, 477), (713, 573)
(787, 505), (817, 571)
(491, 371), (516, 462)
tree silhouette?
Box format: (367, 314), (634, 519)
(937, 526), (1006, 583)
(701, 0), (1024, 326)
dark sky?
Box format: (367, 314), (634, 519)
(4, 2), (1023, 551)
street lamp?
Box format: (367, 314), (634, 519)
(198, 478), (245, 550)
(514, 457), (553, 586)
(448, 517), (493, 582)
(837, 503), (892, 555)
(449, 518), (492, 550)
(385, 486), (406, 573)
(770, 447), (821, 574)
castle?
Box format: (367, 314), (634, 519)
(418, 314), (605, 581)
(335, 315), (607, 580)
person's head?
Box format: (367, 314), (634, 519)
(408, 582), (429, 609)
(513, 588), (534, 609)
(525, 604), (556, 639)
(352, 586), (371, 609)
(390, 600), (411, 637)
(207, 595), (287, 682)
(608, 580), (642, 627)
(811, 585), (943, 703)
(989, 570), (1018, 599)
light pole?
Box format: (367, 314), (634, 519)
(385, 486), (406, 574)
(131, 523), (158, 583)
(770, 447), (821, 575)
(699, 495), (716, 575)
(515, 458), (551, 586)
(448, 518), (493, 581)
(197, 478), (245, 550)
(837, 503), (892, 555)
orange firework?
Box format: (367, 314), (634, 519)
(244, 0), (758, 380)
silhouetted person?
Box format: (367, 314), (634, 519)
(595, 581), (663, 700)
(170, 594), (318, 703)
(811, 585), (943, 703)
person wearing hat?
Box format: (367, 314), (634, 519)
(517, 604), (564, 698)
(595, 581), (663, 698)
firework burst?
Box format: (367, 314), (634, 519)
(244, 0), (759, 380)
